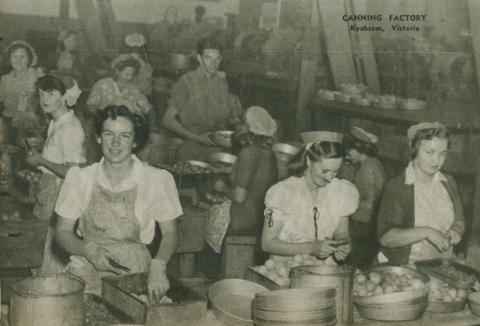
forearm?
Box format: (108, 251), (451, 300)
(154, 230), (178, 263)
(380, 227), (428, 248)
(55, 230), (87, 256)
(162, 108), (200, 142)
(39, 158), (73, 178)
(262, 238), (314, 256)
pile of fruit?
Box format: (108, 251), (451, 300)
(169, 161), (212, 175)
(17, 169), (41, 182)
(196, 192), (229, 209)
(252, 254), (326, 287)
(353, 270), (426, 297)
(429, 277), (468, 302)
(1, 210), (22, 222)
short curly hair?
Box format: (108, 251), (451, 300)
(112, 58), (140, 77)
(196, 36), (224, 56)
(6, 42), (35, 67)
(95, 105), (149, 152)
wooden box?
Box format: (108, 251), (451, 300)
(102, 273), (207, 325)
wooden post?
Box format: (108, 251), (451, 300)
(318, 0), (358, 88)
(73, 0), (108, 51)
(96, 0), (119, 49)
(349, 0), (380, 93)
(58, 0), (70, 29)
(467, 0), (480, 95)
(295, 0), (321, 134)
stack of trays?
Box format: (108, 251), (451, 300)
(253, 288), (337, 326)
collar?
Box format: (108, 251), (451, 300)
(49, 110), (74, 130)
(405, 161), (447, 185)
(96, 154), (143, 191)
(195, 66), (220, 80)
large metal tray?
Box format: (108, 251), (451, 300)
(415, 259), (479, 289)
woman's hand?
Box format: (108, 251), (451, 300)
(333, 242), (351, 261)
(84, 242), (122, 274)
(311, 240), (338, 259)
(148, 259), (170, 304)
(196, 133), (216, 146)
(25, 150), (44, 167)
(423, 227), (449, 252)
(446, 229), (461, 246)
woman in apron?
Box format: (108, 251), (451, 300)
(377, 122), (465, 265)
(261, 132), (359, 265)
(54, 105), (182, 303)
(25, 74), (85, 275)
(343, 127), (386, 269)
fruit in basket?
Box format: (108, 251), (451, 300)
(254, 254), (325, 287)
(354, 270), (426, 297)
(429, 277), (468, 302)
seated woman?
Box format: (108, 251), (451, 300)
(344, 127), (386, 269)
(86, 54), (152, 117)
(262, 132), (359, 265)
(0, 40), (39, 140)
(205, 106), (278, 257)
(54, 105), (182, 302)
(25, 74), (85, 275)
(377, 122), (465, 265)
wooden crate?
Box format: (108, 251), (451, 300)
(222, 235), (258, 279)
(102, 273), (207, 325)
(0, 197), (47, 269)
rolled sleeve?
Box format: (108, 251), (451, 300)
(55, 167), (85, 220)
(168, 77), (190, 115)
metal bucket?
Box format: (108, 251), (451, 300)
(10, 274), (85, 326)
(290, 265), (353, 325)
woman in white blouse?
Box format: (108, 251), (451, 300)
(262, 132), (359, 265)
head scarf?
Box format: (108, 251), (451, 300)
(245, 106), (277, 137)
(350, 127), (378, 144)
(300, 131), (343, 149)
(407, 121), (447, 144)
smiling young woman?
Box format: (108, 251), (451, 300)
(261, 132), (359, 266)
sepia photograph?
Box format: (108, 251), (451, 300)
(1, 0), (480, 325)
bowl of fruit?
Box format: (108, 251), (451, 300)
(353, 266), (429, 321)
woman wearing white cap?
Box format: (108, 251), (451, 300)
(261, 132), (359, 265)
(377, 122), (465, 265)
(205, 106), (278, 267)
(343, 127), (385, 268)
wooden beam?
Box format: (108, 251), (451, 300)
(295, 0), (321, 134)
(349, 0), (380, 93)
(73, 0), (107, 51)
(318, 0), (358, 88)
(467, 0), (480, 95)
(58, 0), (70, 29)
(96, 0), (118, 50)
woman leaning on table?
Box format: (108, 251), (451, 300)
(377, 122), (465, 265)
(261, 132), (359, 265)
(54, 105), (182, 303)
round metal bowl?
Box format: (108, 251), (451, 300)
(355, 302), (428, 321)
(426, 298), (466, 313)
(186, 160), (211, 169)
(209, 279), (269, 326)
(468, 292), (480, 316)
(209, 152), (237, 167)
(402, 99), (427, 111)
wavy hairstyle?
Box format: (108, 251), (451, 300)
(409, 127), (450, 159)
(343, 133), (378, 157)
(95, 105), (149, 152)
(289, 141), (345, 177)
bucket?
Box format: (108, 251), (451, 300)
(10, 274), (85, 326)
(290, 265), (353, 325)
